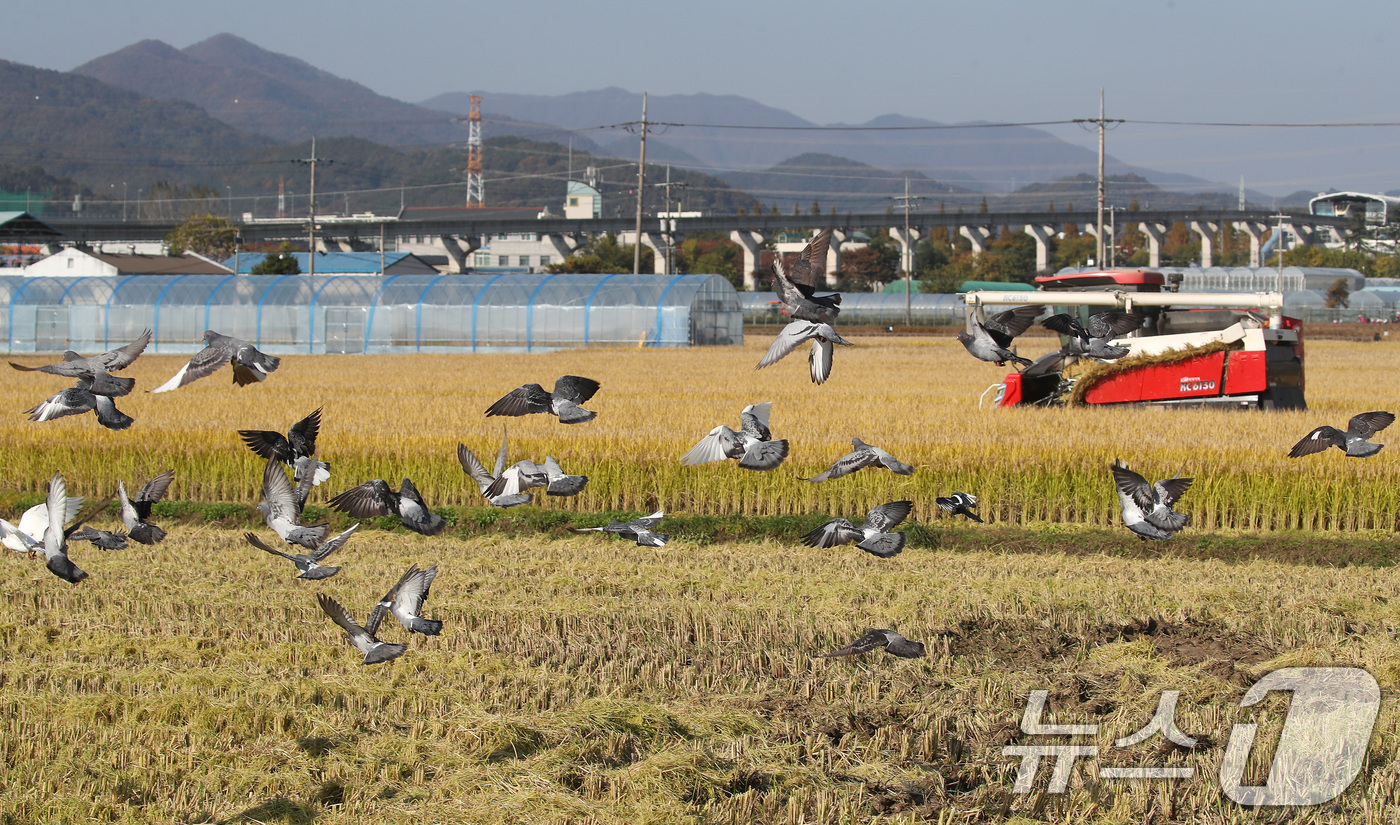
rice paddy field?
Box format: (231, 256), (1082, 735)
(1, 334), (1399, 823)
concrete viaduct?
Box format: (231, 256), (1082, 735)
(39, 209), (1348, 289)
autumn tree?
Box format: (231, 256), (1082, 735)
(165, 214), (237, 260)
(250, 242), (301, 275)
(546, 234), (652, 274)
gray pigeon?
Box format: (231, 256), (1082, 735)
(570, 509), (668, 547)
(149, 330), (280, 392)
(485, 375), (600, 424)
(957, 305), (1043, 368)
(807, 437), (915, 483)
(9, 329), (152, 397)
(457, 429), (533, 507)
(1288, 411), (1394, 458)
(118, 469), (175, 545)
(756, 321), (853, 385)
(69, 526), (129, 551)
(540, 457), (588, 496)
(24, 380), (136, 430)
(245, 525), (356, 580)
(316, 593), (406, 665)
(804, 500), (912, 558)
(259, 461), (329, 550)
(680, 401), (790, 471)
(376, 564), (443, 635)
(822, 629), (926, 659)
(240, 407), (330, 486)
(935, 493), (983, 523)
(1042, 311), (1144, 360)
(327, 477), (447, 536)
(771, 229), (841, 325)
(1110, 460), (1192, 541)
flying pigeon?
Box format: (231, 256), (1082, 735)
(9, 329), (152, 397)
(2, 493), (83, 554)
(1288, 411), (1395, 458)
(149, 330), (280, 393)
(1042, 311), (1144, 360)
(485, 375), (600, 424)
(957, 305), (1043, 368)
(821, 629), (926, 659)
(69, 526), (129, 551)
(316, 593), (406, 665)
(771, 229), (841, 325)
(680, 401), (790, 471)
(244, 525), (356, 580)
(804, 500), (912, 558)
(376, 564), (443, 635)
(570, 509), (668, 547)
(457, 429), (532, 507)
(239, 407), (330, 486)
(756, 321), (854, 385)
(118, 469), (175, 545)
(24, 380), (136, 430)
(259, 461), (329, 550)
(327, 477), (447, 536)
(36, 473), (112, 583)
(807, 437), (915, 483)
(1110, 460), (1192, 541)
(935, 493), (984, 523)
(539, 457), (589, 497)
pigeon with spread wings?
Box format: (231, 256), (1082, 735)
(771, 229), (841, 325)
(2, 491), (83, 555)
(69, 526), (128, 551)
(680, 401), (790, 471)
(821, 629), (926, 659)
(259, 461), (329, 550)
(457, 429), (533, 508)
(570, 509), (667, 547)
(804, 500), (913, 558)
(149, 330), (280, 393)
(327, 477), (447, 536)
(244, 524), (356, 580)
(958, 305), (1043, 368)
(1110, 460), (1192, 541)
(24, 381), (136, 431)
(1042, 311), (1144, 360)
(10, 329), (151, 397)
(36, 473), (112, 584)
(935, 492), (984, 523)
(756, 321), (853, 385)
(316, 593), (406, 665)
(485, 375), (600, 424)
(240, 407), (330, 486)
(1288, 411), (1394, 458)
(376, 564), (443, 635)
(807, 437), (914, 483)
(118, 469), (175, 545)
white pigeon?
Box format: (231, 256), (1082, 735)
(756, 321), (853, 385)
(2, 494), (83, 554)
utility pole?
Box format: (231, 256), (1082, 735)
(890, 176), (925, 325)
(1271, 212), (1289, 292)
(293, 137), (332, 277)
(1073, 91), (1122, 268)
(632, 92), (649, 275)
(657, 165), (689, 275)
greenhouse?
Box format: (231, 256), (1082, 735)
(739, 292), (963, 326)
(0, 273), (742, 354)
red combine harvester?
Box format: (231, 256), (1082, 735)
(966, 269), (1306, 410)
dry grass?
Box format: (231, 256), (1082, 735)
(1, 335), (1397, 532)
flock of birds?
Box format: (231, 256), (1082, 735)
(2, 229), (1394, 662)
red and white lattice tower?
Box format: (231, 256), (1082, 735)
(466, 94), (484, 207)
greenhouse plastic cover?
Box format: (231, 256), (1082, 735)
(0, 273), (742, 354)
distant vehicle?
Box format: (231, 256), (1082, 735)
(967, 269), (1305, 410)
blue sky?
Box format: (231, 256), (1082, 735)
(10, 0), (1400, 194)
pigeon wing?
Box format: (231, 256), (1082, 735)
(1110, 462), (1157, 511)
(739, 402), (773, 440)
(807, 448), (874, 483)
(25, 388), (95, 422)
(394, 564), (438, 618)
(553, 375), (601, 405)
(863, 500), (913, 532)
(457, 443), (494, 491)
(984, 305), (1043, 339)
(884, 633), (926, 658)
(680, 426), (740, 466)
(97, 329), (152, 371)
(788, 228), (832, 294)
(327, 479), (397, 518)
(135, 469), (175, 507)
(485, 383), (553, 417)
(737, 439), (789, 471)
(770, 257), (811, 307)
(1040, 313), (1087, 340)
(1086, 311), (1145, 339)
(822, 629), (889, 657)
(244, 531), (296, 562)
(1154, 476), (1193, 507)
(397, 478), (447, 536)
(756, 322), (811, 370)
(311, 523), (359, 562)
(875, 450), (916, 476)
(318, 593), (367, 638)
(803, 518), (860, 549)
(92, 395), (135, 431)
(148, 341), (233, 393)
(1348, 411), (1395, 439)
(287, 408), (322, 458)
(240, 429), (293, 462)
(261, 461), (300, 522)
(1288, 426), (1345, 458)
(856, 532), (906, 558)
(809, 337), (835, 385)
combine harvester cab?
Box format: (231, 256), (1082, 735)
(968, 269), (1305, 410)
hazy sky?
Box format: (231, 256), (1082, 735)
(10, 0), (1400, 195)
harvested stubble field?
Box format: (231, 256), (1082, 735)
(1, 335), (1399, 824)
